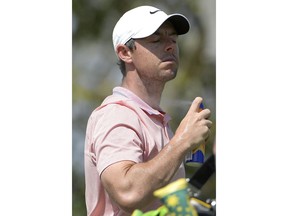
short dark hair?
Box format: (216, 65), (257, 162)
(117, 39), (136, 76)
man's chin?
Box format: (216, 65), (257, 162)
(162, 70), (177, 81)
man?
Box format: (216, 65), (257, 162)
(84, 5), (212, 216)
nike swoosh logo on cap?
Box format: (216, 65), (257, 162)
(150, 10), (161, 14)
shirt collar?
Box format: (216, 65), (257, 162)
(113, 87), (171, 123)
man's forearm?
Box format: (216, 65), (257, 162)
(101, 138), (188, 213)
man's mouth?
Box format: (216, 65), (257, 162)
(162, 56), (177, 62)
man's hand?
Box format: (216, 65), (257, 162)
(174, 97), (212, 151)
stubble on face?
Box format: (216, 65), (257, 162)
(132, 22), (180, 83)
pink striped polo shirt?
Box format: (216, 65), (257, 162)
(84, 87), (185, 216)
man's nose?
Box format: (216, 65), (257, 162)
(165, 39), (176, 53)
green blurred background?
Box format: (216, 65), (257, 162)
(72, 0), (216, 215)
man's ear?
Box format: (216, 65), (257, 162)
(116, 45), (133, 63)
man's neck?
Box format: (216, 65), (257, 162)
(121, 75), (164, 110)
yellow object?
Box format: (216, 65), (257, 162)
(153, 178), (198, 216)
(191, 197), (212, 209)
(153, 178), (187, 198)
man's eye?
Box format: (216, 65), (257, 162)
(150, 37), (160, 43)
(171, 36), (178, 43)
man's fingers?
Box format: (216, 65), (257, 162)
(205, 119), (213, 129)
(200, 108), (211, 119)
(187, 97), (203, 115)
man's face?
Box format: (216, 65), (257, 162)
(131, 21), (179, 82)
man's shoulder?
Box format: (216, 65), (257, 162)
(90, 100), (141, 124)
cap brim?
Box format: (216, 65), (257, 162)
(167, 14), (190, 35)
(131, 14), (190, 40)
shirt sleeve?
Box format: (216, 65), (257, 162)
(93, 104), (145, 175)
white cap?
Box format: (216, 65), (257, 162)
(112, 5), (190, 52)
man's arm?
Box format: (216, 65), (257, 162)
(101, 97), (212, 213)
